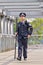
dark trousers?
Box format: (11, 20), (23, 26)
(18, 37), (28, 58)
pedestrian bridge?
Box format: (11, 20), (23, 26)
(0, 0), (43, 18)
(0, 0), (43, 52)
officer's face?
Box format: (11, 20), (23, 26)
(20, 16), (25, 21)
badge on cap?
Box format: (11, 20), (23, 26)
(19, 13), (26, 17)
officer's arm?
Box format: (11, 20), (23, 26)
(28, 23), (33, 35)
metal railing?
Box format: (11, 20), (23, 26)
(0, 2), (43, 17)
(0, 34), (43, 52)
(28, 35), (43, 45)
(0, 34), (15, 52)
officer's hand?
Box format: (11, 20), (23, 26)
(28, 35), (31, 38)
(15, 32), (18, 37)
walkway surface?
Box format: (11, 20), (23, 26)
(0, 46), (43, 65)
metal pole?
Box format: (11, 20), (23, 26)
(14, 17), (18, 59)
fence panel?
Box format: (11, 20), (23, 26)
(0, 34), (43, 52)
(0, 34), (15, 52)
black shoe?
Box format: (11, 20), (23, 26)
(17, 57), (21, 61)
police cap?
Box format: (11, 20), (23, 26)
(19, 12), (26, 17)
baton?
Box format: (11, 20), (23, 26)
(14, 36), (17, 59)
(14, 17), (18, 59)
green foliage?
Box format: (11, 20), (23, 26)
(30, 18), (43, 35)
(13, 20), (16, 33)
(13, 24), (16, 33)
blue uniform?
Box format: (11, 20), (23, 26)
(17, 20), (33, 59)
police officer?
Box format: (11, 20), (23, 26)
(15, 12), (33, 61)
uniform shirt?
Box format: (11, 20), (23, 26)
(17, 20), (33, 37)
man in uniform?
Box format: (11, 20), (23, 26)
(16, 12), (33, 61)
